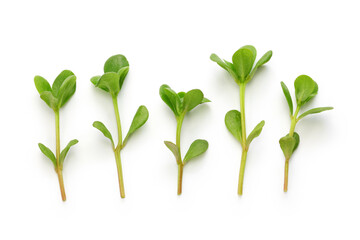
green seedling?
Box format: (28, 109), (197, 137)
(35, 70), (79, 201)
(211, 45), (272, 195)
(160, 85), (210, 195)
(91, 54), (149, 198)
(280, 75), (333, 192)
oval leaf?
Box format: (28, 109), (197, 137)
(246, 50), (272, 82)
(118, 66), (129, 90)
(183, 89), (204, 112)
(246, 120), (265, 147)
(225, 110), (242, 142)
(38, 143), (56, 167)
(279, 135), (296, 159)
(34, 76), (51, 94)
(281, 81), (293, 115)
(40, 91), (58, 110)
(159, 84), (181, 116)
(93, 121), (114, 146)
(59, 139), (79, 166)
(164, 141), (181, 164)
(123, 105), (149, 148)
(96, 72), (120, 96)
(104, 54), (129, 73)
(52, 70), (75, 97)
(294, 75), (318, 106)
(58, 75), (76, 108)
(232, 46), (256, 82)
(183, 139), (209, 164)
(292, 132), (300, 152)
(297, 107), (333, 120)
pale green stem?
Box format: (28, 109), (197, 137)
(284, 158), (289, 192)
(239, 83), (247, 146)
(176, 114), (185, 195)
(238, 150), (248, 195)
(289, 106), (300, 137)
(55, 110), (66, 201)
(112, 95), (125, 198)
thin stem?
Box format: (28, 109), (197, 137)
(284, 158), (290, 192)
(112, 95), (125, 198)
(112, 96), (122, 148)
(115, 150), (125, 198)
(239, 83), (247, 146)
(177, 163), (184, 195)
(55, 110), (66, 201)
(176, 114), (185, 195)
(238, 150), (248, 195)
(289, 106), (300, 137)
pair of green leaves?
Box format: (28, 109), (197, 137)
(210, 45), (272, 84)
(159, 84), (210, 117)
(93, 105), (149, 149)
(38, 140), (79, 169)
(164, 139), (209, 165)
(281, 75), (333, 119)
(34, 70), (77, 111)
(224, 110), (265, 148)
(279, 133), (300, 160)
(91, 54), (129, 97)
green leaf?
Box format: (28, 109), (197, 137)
(292, 132), (300, 152)
(183, 139), (209, 164)
(52, 70), (75, 97)
(159, 84), (181, 116)
(93, 121), (114, 146)
(183, 89), (204, 112)
(164, 141), (181, 164)
(223, 60), (240, 83)
(96, 72), (120, 96)
(210, 54), (229, 71)
(58, 75), (76, 108)
(38, 143), (56, 167)
(294, 75), (318, 106)
(34, 76), (51, 94)
(40, 91), (58, 110)
(90, 75), (101, 86)
(225, 110), (242, 142)
(123, 105), (149, 147)
(297, 107), (333, 120)
(246, 50), (273, 82)
(104, 54), (129, 73)
(281, 81), (293, 115)
(246, 120), (265, 147)
(59, 139), (79, 166)
(232, 46), (256, 82)
(279, 135), (297, 159)
(202, 97), (211, 103)
(117, 66), (129, 90)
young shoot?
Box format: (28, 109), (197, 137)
(35, 70), (79, 201)
(280, 75), (333, 192)
(91, 54), (149, 198)
(160, 84), (210, 195)
(210, 45), (272, 195)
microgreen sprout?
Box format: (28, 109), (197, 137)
(35, 70), (79, 201)
(91, 54), (149, 198)
(211, 45), (272, 195)
(160, 84), (210, 195)
(279, 75), (333, 192)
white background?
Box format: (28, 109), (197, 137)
(0, 0), (358, 239)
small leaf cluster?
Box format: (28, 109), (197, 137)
(160, 85), (209, 165)
(91, 54), (130, 98)
(34, 70), (77, 111)
(159, 84), (210, 118)
(279, 75), (333, 159)
(225, 110), (265, 149)
(38, 140), (78, 170)
(210, 45), (272, 84)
